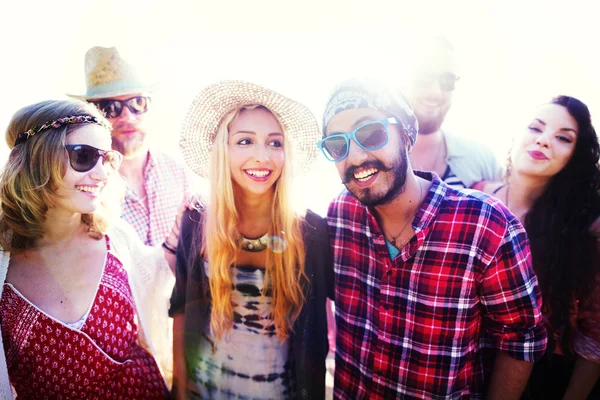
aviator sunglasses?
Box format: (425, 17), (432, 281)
(90, 96), (150, 118)
(65, 144), (123, 173)
(415, 72), (460, 92)
(317, 117), (399, 162)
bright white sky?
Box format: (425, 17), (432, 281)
(2, 0), (599, 215)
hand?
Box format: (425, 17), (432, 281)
(165, 193), (203, 249)
(185, 193), (203, 212)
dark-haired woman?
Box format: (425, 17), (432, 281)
(476, 96), (600, 399)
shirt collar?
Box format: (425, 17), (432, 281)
(358, 171), (447, 237)
(143, 149), (156, 178)
(413, 171), (446, 234)
(443, 132), (469, 158)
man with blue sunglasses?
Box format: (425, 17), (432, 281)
(321, 78), (547, 399)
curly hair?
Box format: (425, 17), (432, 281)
(521, 95), (600, 356)
(0, 99), (120, 253)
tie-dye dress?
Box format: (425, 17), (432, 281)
(186, 263), (295, 399)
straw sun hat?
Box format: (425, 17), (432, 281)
(180, 80), (321, 178)
(67, 46), (153, 100)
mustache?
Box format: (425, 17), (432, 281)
(111, 121), (140, 131)
(341, 160), (391, 184)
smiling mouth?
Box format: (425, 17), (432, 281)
(76, 185), (102, 196)
(354, 167), (378, 182)
(244, 169), (272, 180)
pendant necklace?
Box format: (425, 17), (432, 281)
(386, 179), (424, 249)
(240, 233), (270, 252)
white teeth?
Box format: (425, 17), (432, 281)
(246, 170), (270, 177)
(354, 168), (378, 181)
(76, 185), (101, 194)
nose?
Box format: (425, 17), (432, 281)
(254, 143), (270, 163)
(345, 138), (369, 164)
(118, 105), (137, 122)
(535, 131), (551, 148)
(89, 156), (109, 182)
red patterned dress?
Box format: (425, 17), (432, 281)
(0, 236), (169, 399)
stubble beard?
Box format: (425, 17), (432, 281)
(112, 133), (146, 158)
(414, 106), (450, 135)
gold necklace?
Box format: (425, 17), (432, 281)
(240, 233), (270, 252)
(386, 179), (424, 248)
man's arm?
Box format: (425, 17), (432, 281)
(487, 352), (534, 400)
(478, 210), (547, 398)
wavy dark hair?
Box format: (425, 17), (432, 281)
(521, 95), (600, 357)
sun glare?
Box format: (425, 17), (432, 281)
(1, 0), (598, 215)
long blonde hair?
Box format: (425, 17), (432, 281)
(201, 105), (307, 341)
(0, 100), (122, 252)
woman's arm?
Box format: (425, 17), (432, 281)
(172, 313), (188, 400)
(563, 356), (600, 400)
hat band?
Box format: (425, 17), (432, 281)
(86, 80), (148, 99)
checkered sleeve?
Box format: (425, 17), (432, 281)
(479, 210), (547, 362)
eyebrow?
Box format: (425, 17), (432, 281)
(352, 116), (377, 128)
(534, 119), (577, 134)
(232, 130), (283, 136)
(326, 115), (382, 136)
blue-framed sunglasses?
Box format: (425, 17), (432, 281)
(317, 117), (399, 162)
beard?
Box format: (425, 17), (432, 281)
(413, 103), (451, 135)
(112, 132), (146, 157)
(343, 146), (409, 207)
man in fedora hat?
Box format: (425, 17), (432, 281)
(69, 46), (190, 249)
(319, 78), (547, 399)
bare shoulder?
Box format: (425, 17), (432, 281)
(476, 181), (505, 197)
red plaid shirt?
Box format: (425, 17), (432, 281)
(327, 172), (547, 399)
(121, 150), (190, 246)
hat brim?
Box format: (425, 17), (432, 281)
(180, 80), (320, 179)
(66, 84), (156, 101)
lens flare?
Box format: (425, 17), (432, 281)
(268, 235), (288, 253)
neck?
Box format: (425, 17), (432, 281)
(374, 169), (424, 225)
(235, 189), (274, 236)
(410, 130), (445, 170)
(38, 208), (85, 248)
(119, 148), (149, 181)
(506, 172), (549, 217)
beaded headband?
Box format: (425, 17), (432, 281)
(14, 115), (112, 146)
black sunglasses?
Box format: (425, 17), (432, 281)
(415, 72), (460, 92)
(65, 144), (123, 173)
(90, 96), (150, 118)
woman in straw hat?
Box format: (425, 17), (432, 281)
(0, 99), (177, 399)
(170, 81), (333, 399)
(474, 95), (600, 399)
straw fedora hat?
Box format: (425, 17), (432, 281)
(67, 46), (153, 100)
(180, 80), (320, 178)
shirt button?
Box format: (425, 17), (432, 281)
(386, 270), (393, 276)
(383, 304), (390, 310)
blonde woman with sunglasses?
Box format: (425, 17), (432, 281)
(0, 99), (177, 399)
